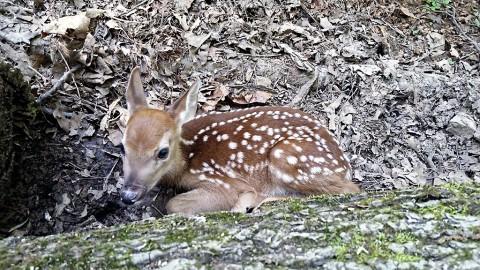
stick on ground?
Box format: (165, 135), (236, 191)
(36, 64), (82, 106)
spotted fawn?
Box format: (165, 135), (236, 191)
(119, 67), (360, 216)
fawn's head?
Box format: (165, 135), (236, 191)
(119, 67), (201, 205)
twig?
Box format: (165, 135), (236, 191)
(36, 64), (82, 105)
(120, 0), (150, 17)
(103, 158), (119, 191)
(439, 7), (480, 60)
(300, 2), (318, 24)
(59, 91), (108, 112)
(380, 18), (406, 38)
(28, 66), (47, 85)
(58, 49), (81, 99)
(237, 53), (282, 58)
(39, 106), (73, 118)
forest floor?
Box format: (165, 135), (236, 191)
(0, 0), (479, 237)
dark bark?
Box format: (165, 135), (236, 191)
(0, 61), (36, 236)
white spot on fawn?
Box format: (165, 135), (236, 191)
(270, 165), (293, 183)
(252, 135), (262, 141)
(273, 149), (284, 158)
(287, 156), (298, 165)
(311, 167), (322, 175)
(294, 145), (303, 152)
(237, 152), (244, 163)
(229, 142), (238, 150)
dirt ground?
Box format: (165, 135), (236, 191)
(0, 0), (479, 237)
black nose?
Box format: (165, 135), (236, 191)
(120, 186), (143, 204)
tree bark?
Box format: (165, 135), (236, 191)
(0, 61), (35, 236)
(1, 183), (479, 269)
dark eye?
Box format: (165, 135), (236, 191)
(158, 148), (169, 160)
(119, 144), (125, 155)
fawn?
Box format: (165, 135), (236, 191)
(119, 67), (360, 216)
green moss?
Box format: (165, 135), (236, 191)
(204, 211), (246, 223)
(391, 253), (423, 262)
(164, 227), (198, 244)
(394, 232), (418, 244)
(333, 228), (422, 263)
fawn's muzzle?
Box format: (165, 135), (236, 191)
(120, 185), (146, 205)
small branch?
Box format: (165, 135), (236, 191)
(39, 106), (73, 118)
(444, 7), (480, 59)
(103, 158), (119, 191)
(36, 64), (82, 106)
(28, 66), (47, 85)
(433, 6), (480, 61)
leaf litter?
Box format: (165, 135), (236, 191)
(0, 0), (479, 237)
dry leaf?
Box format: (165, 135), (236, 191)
(399, 7), (416, 18)
(233, 90), (272, 104)
(450, 47), (460, 58)
(43, 9), (105, 36)
(43, 13), (92, 36)
(319, 17), (335, 31)
(100, 97), (121, 131)
(105, 20), (120, 29)
(83, 125), (96, 137)
(108, 130), (123, 146)
(176, 0), (195, 11)
(255, 76), (272, 87)
(185, 31), (211, 48)
(350, 64), (381, 76)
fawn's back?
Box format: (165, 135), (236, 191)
(119, 67), (360, 216)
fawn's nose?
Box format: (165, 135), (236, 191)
(120, 185), (144, 205)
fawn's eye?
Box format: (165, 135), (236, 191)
(157, 147), (169, 160)
(119, 144), (125, 155)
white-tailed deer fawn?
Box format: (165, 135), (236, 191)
(120, 67), (360, 216)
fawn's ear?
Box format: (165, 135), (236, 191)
(126, 67), (148, 115)
(168, 78), (201, 126)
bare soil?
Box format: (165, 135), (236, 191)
(0, 0), (479, 237)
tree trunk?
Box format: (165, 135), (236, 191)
(0, 61), (35, 236)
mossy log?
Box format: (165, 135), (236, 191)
(0, 61), (35, 236)
(0, 61), (34, 190)
(1, 183), (479, 269)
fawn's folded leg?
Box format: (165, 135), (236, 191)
(166, 185), (238, 216)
